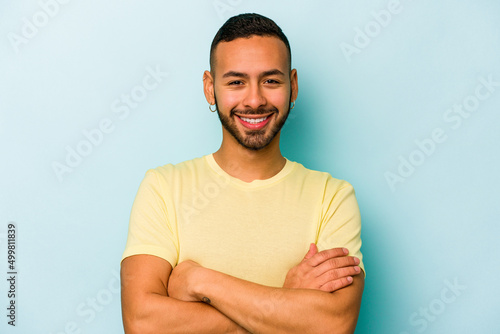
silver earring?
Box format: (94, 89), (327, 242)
(209, 104), (217, 112)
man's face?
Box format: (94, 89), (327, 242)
(205, 36), (298, 151)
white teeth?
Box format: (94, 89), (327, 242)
(240, 116), (268, 124)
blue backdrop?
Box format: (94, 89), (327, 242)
(1, 1), (499, 333)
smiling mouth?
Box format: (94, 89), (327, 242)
(238, 115), (270, 124)
(234, 113), (274, 129)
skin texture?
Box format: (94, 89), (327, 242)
(121, 35), (364, 334)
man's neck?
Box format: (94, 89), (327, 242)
(213, 137), (286, 183)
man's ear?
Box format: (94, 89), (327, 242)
(203, 70), (215, 104)
(290, 69), (298, 103)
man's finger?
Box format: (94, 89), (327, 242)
(303, 243), (318, 260)
(318, 276), (354, 293)
(317, 256), (360, 273)
(310, 256), (360, 283)
(315, 265), (361, 289)
(307, 247), (349, 267)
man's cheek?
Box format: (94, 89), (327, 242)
(268, 92), (289, 109)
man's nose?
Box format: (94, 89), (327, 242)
(242, 84), (266, 110)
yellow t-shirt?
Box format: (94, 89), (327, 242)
(122, 154), (364, 287)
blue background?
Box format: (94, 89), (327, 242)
(1, 0), (499, 333)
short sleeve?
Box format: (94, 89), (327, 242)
(317, 180), (365, 276)
(121, 169), (179, 267)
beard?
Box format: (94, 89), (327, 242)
(215, 99), (291, 151)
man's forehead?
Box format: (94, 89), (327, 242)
(212, 35), (289, 74)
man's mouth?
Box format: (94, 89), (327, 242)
(235, 113), (273, 129)
(239, 116), (269, 124)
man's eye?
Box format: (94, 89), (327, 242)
(228, 80), (243, 85)
(265, 79), (279, 84)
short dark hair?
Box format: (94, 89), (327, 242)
(210, 13), (291, 73)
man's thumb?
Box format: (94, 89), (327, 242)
(304, 243), (318, 260)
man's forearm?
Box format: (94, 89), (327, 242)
(123, 291), (248, 334)
(120, 255), (249, 334)
(190, 267), (364, 334)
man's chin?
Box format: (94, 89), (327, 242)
(241, 143), (270, 151)
(238, 132), (279, 151)
(219, 114), (280, 151)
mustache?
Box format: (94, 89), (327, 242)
(230, 106), (279, 116)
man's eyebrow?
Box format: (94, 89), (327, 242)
(261, 69), (285, 77)
(221, 69), (286, 79)
(222, 71), (249, 79)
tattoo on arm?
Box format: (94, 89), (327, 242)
(201, 297), (211, 304)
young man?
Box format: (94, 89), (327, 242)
(121, 13), (364, 334)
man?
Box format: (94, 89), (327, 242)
(121, 13), (364, 334)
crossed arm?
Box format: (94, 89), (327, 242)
(121, 244), (364, 334)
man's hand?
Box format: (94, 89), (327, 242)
(283, 244), (361, 292)
(167, 260), (202, 302)
(167, 260), (252, 334)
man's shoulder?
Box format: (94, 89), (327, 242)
(141, 155), (209, 186)
(291, 160), (353, 191)
(151, 155), (207, 174)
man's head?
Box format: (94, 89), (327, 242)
(204, 13), (298, 151)
(210, 13), (292, 75)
